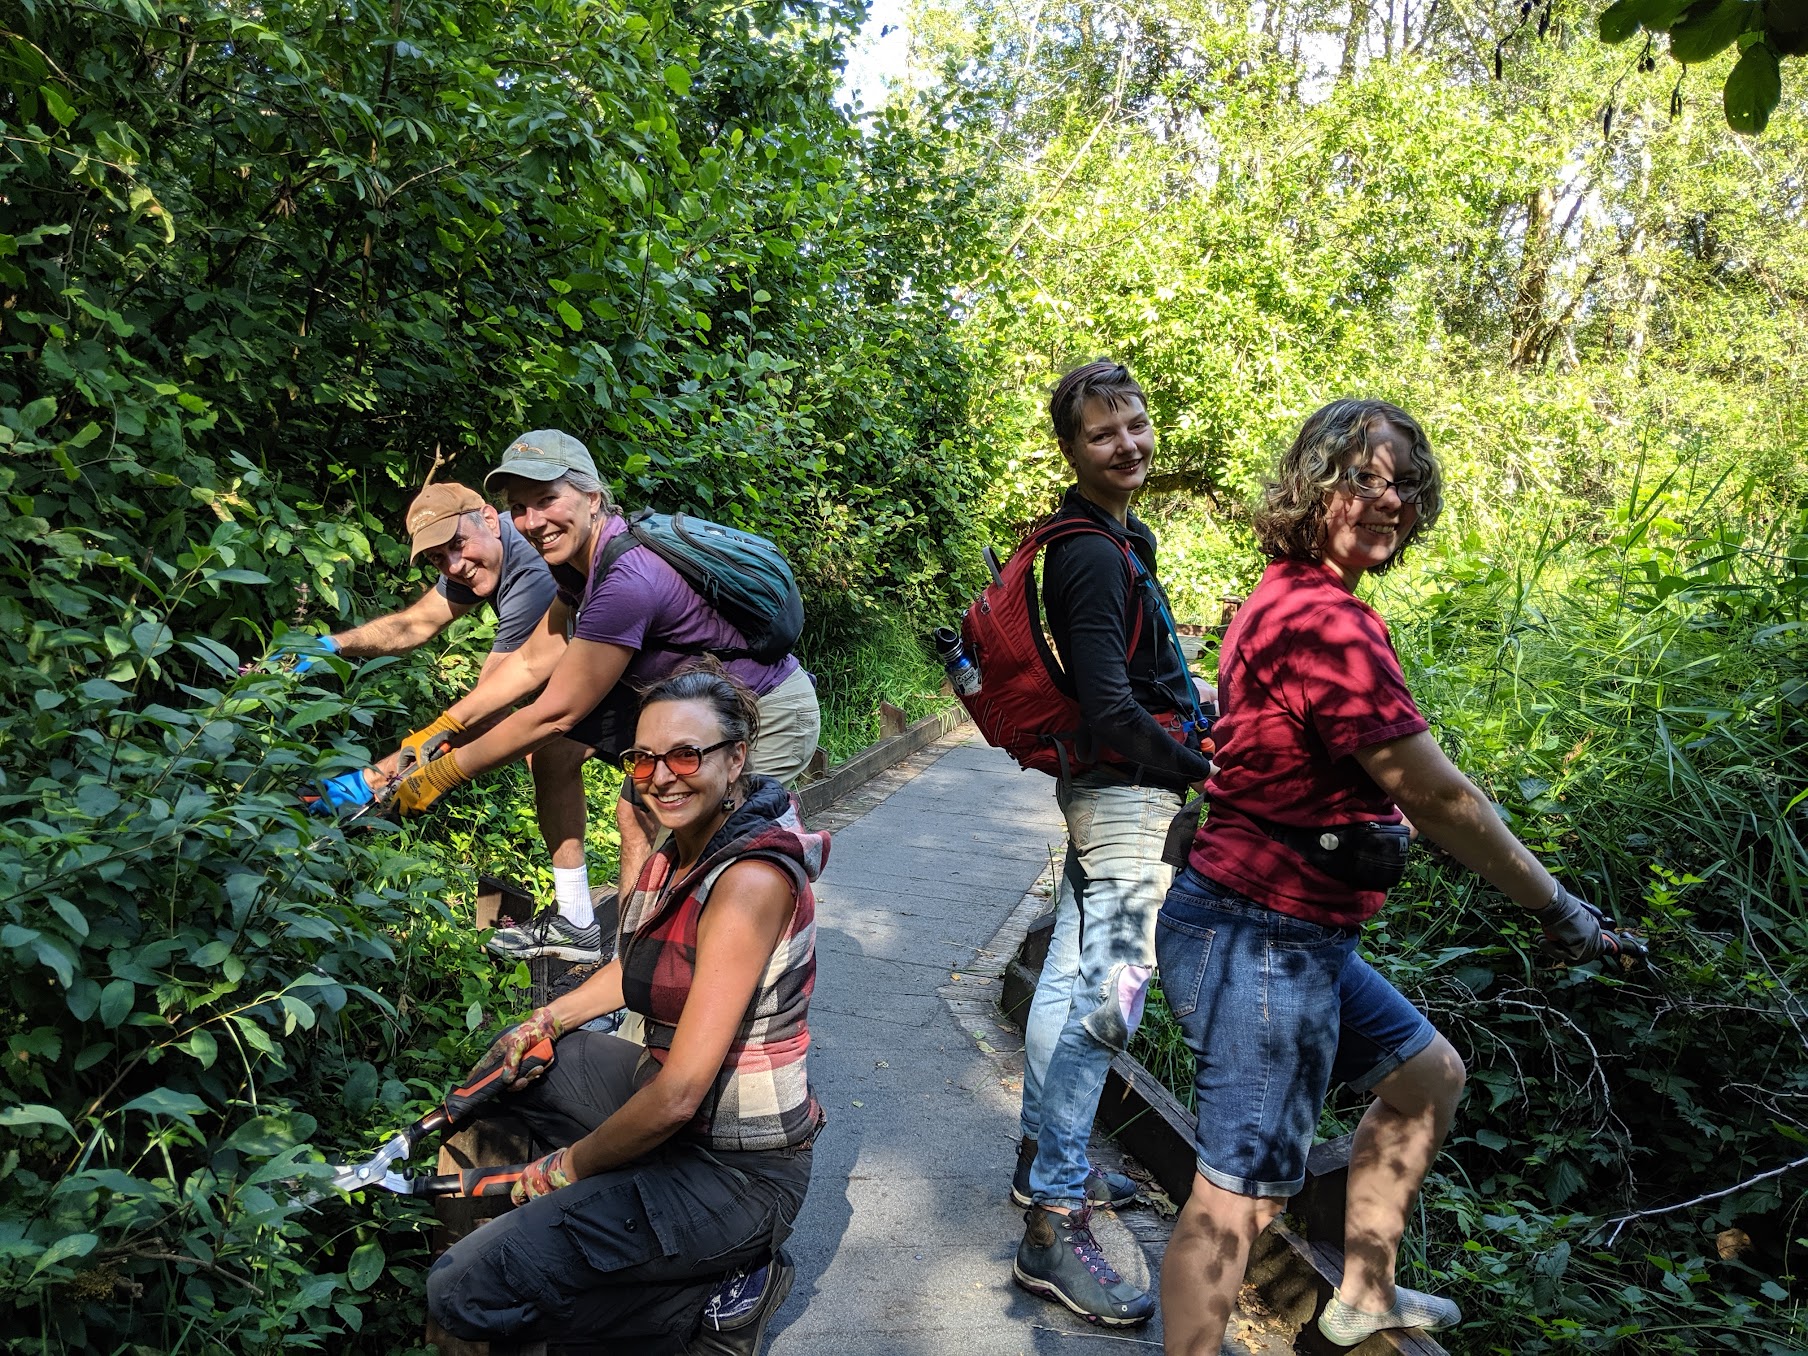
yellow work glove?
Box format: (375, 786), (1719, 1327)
(401, 710), (465, 767)
(393, 748), (470, 814)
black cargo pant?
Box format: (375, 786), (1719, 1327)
(426, 1031), (812, 1352)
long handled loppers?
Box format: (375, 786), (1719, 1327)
(309, 1032), (553, 1202)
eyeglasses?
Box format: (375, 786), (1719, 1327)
(620, 739), (737, 782)
(1345, 467), (1428, 504)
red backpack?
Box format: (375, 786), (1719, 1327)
(956, 516), (1208, 779)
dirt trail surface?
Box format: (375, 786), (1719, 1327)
(769, 728), (1291, 1355)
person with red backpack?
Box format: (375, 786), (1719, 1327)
(1006, 360), (1215, 1327)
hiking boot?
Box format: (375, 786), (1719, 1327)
(486, 908), (603, 962)
(688, 1250), (795, 1355)
(1011, 1137), (1140, 1209)
(1013, 1204), (1154, 1326)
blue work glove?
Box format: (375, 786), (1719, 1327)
(287, 634), (341, 675)
(306, 769), (376, 816)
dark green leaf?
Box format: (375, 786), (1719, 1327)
(1600, 0), (1646, 41)
(98, 979), (135, 1028)
(347, 1239), (386, 1291)
(121, 1088), (208, 1127)
(1722, 41), (1781, 132)
(1668, 0), (1758, 62)
(0, 1105), (76, 1137)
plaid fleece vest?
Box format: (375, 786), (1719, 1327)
(618, 780), (827, 1151)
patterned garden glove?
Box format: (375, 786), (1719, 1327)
(467, 1006), (565, 1087)
(393, 748), (469, 814)
(1531, 884), (1610, 963)
(400, 711), (464, 768)
(511, 1147), (573, 1205)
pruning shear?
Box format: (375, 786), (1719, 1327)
(310, 1033), (554, 1201)
(296, 730), (456, 824)
(1600, 925), (1650, 973)
(341, 1161), (532, 1199)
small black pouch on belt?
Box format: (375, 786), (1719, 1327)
(1162, 794), (1204, 870)
(1259, 818), (1412, 892)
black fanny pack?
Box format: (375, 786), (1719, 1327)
(1254, 815), (1411, 892)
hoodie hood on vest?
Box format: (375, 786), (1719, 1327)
(681, 774), (828, 890)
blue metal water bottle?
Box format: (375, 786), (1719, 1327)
(931, 626), (982, 697)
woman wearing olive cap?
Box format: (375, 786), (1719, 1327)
(393, 430), (821, 926)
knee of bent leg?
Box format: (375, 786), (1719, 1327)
(1079, 962), (1154, 1052)
(1373, 1032), (1465, 1124)
(426, 1251), (485, 1341)
(1405, 1033), (1466, 1118)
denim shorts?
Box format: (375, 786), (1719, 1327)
(1154, 867), (1436, 1197)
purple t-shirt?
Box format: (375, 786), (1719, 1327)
(552, 516), (798, 695)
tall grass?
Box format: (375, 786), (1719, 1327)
(798, 611), (952, 761)
(1138, 478), (1808, 1352)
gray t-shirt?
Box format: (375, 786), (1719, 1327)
(436, 517), (557, 653)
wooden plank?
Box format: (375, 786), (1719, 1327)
(1296, 1133), (1354, 1245)
(878, 698), (908, 739)
(796, 706), (969, 818)
(999, 915), (1055, 1027)
(1247, 1223), (1447, 1356)
(476, 874), (533, 931)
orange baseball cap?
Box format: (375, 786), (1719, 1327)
(404, 482), (486, 561)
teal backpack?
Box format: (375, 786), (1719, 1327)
(599, 509), (805, 665)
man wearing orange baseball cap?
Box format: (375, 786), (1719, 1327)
(302, 480), (603, 962)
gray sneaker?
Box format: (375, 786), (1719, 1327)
(486, 908), (603, 962)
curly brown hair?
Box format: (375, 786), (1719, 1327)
(1251, 399), (1442, 574)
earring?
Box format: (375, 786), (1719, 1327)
(720, 793), (738, 814)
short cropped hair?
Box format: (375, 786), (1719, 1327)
(1252, 399), (1442, 574)
(1049, 360), (1147, 450)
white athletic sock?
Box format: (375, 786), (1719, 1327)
(552, 865), (594, 929)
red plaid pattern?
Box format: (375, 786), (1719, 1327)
(618, 779), (828, 1151)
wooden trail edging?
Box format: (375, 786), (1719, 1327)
(796, 705), (969, 818)
(1001, 913), (1452, 1356)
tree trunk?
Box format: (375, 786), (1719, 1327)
(1340, 0), (1369, 78)
(1509, 186), (1555, 368)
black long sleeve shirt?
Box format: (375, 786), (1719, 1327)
(1041, 487), (1214, 791)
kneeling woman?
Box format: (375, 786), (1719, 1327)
(427, 664), (828, 1353)
(1155, 400), (1632, 1356)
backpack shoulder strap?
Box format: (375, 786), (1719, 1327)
(1030, 516), (1146, 649)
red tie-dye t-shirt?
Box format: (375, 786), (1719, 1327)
(1190, 558), (1428, 927)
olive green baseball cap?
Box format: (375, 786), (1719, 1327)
(484, 429), (599, 490)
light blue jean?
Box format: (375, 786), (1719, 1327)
(1019, 774), (1181, 1207)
